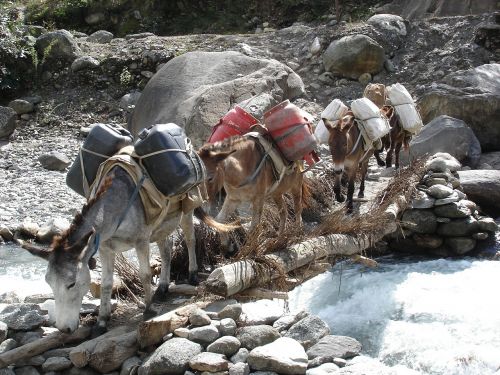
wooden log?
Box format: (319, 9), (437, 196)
(0, 326), (91, 368)
(136, 303), (207, 348)
(168, 284), (198, 295)
(205, 194), (410, 297)
(236, 288), (289, 300)
(69, 325), (137, 373)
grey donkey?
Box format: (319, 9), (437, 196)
(20, 166), (234, 334)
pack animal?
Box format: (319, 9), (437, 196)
(324, 113), (372, 212)
(198, 135), (308, 236)
(20, 166), (232, 333)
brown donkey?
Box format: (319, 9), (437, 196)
(324, 114), (372, 212)
(198, 135), (307, 235)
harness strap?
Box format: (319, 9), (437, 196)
(89, 232), (100, 259)
(237, 152), (270, 188)
(272, 123), (306, 143)
(347, 130), (363, 157)
(80, 147), (111, 159)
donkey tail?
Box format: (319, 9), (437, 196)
(194, 207), (239, 232)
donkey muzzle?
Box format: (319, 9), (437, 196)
(334, 169), (343, 175)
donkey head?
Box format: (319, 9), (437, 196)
(324, 114), (355, 175)
(20, 230), (95, 333)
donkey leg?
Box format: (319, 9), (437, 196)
(181, 212), (198, 286)
(358, 160), (369, 199)
(346, 174), (355, 212)
(386, 145), (394, 168)
(292, 185), (303, 228)
(216, 198), (240, 254)
(334, 173), (345, 203)
(249, 196), (265, 233)
(135, 241), (153, 311)
(153, 237), (172, 302)
(394, 141), (402, 169)
(273, 194), (287, 234)
(97, 246), (116, 330)
(374, 150), (385, 167)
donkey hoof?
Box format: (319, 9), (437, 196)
(143, 308), (157, 321)
(152, 284), (169, 302)
(377, 160), (386, 167)
(91, 324), (107, 338)
(188, 272), (199, 286)
(336, 195), (345, 203)
(358, 192), (364, 199)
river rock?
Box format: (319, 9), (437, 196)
(478, 152), (500, 170)
(188, 324), (220, 345)
(38, 151), (70, 171)
(473, 232), (489, 240)
(425, 153), (461, 173)
(138, 338), (203, 375)
(457, 170), (500, 215)
(0, 292), (20, 304)
(189, 352), (229, 372)
(231, 348), (249, 364)
(42, 347), (72, 359)
(14, 366), (40, 375)
(305, 363), (339, 375)
(412, 234), (443, 249)
(87, 30), (113, 44)
(0, 106), (17, 139)
(273, 311), (309, 332)
(35, 30), (82, 63)
(0, 338), (17, 353)
(71, 56), (100, 73)
(427, 185), (454, 199)
(411, 191), (435, 209)
(36, 217), (70, 243)
(0, 369), (15, 375)
(207, 336), (241, 357)
(445, 237), (476, 254)
(0, 304), (46, 331)
(247, 337), (308, 375)
(120, 92), (142, 111)
(477, 217), (499, 232)
(306, 335), (361, 362)
(425, 177), (447, 187)
(41, 357), (72, 372)
(433, 202), (471, 218)
(229, 362), (250, 375)
(120, 356), (142, 375)
(189, 308), (211, 327)
(174, 327), (189, 338)
(437, 217), (479, 237)
(400, 116), (481, 167)
(236, 325), (280, 350)
(17, 355), (45, 366)
(323, 35), (385, 79)
(220, 318), (237, 336)
(0, 321), (7, 343)
(129, 51), (304, 145)
(218, 303), (243, 321)
(284, 315), (330, 350)
(9, 99), (34, 115)
(434, 192), (460, 206)
(419, 64), (500, 152)
(401, 209), (437, 234)
(241, 300), (283, 326)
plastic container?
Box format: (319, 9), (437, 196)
(263, 100), (317, 162)
(66, 123), (133, 197)
(314, 99), (349, 144)
(207, 105), (259, 143)
(351, 98), (391, 141)
(387, 83), (423, 134)
(135, 123), (205, 197)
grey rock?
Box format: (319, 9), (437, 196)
(437, 217), (479, 237)
(189, 352), (229, 372)
(207, 336), (241, 357)
(425, 153), (461, 173)
(0, 292), (21, 304)
(120, 92), (142, 111)
(306, 335), (361, 361)
(367, 14), (407, 50)
(477, 217), (499, 232)
(433, 202), (471, 218)
(401, 209), (437, 234)
(236, 325), (281, 350)
(125, 32), (155, 40)
(284, 315), (330, 350)
(478, 151), (500, 170)
(42, 347), (72, 359)
(120, 356), (142, 375)
(412, 234), (443, 249)
(189, 308), (211, 327)
(230, 362), (250, 375)
(411, 191), (435, 209)
(0, 338), (17, 353)
(71, 56), (100, 73)
(14, 366), (40, 375)
(473, 232), (489, 240)
(8, 99), (34, 115)
(15, 331), (42, 345)
(42, 357), (72, 372)
(305, 363), (339, 375)
(323, 34), (385, 80)
(65, 367), (100, 375)
(400, 116), (481, 168)
(0, 369), (15, 375)
(231, 348), (249, 364)
(38, 151), (70, 171)
(332, 358), (347, 367)
(218, 304), (243, 321)
(427, 184), (454, 199)
(0, 106), (17, 139)
(35, 30), (82, 63)
(445, 237), (477, 254)
(16, 355), (45, 366)
(87, 30), (113, 44)
(458, 170), (500, 216)
(419, 64), (500, 152)
(273, 311), (309, 332)
(188, 324), (220, 345)
(247, 337), (308, 375)
(138, 338), (203, 375)
(434, 192), (460, 206)
(0, 321), (7, 343)
(174, 327), (190, 338)
(36, 217), (70, 243)
(239, 94), (277, 120)
(425, 177), (448, 187)
(219, 318), (237, 336)
(0, 304), (46, 331)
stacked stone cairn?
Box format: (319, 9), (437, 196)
(389, 152), (499, 256)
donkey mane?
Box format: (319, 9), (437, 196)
(51, 176), (114, 251)
(199, 135), (252, 155)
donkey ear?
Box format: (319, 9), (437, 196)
(209, 150), (236, 164)
(323, 119), (336, 130)
(17, 239), (51, 261)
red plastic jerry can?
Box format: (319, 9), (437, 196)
(207, 105), (259, 143)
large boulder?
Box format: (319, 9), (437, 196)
(366, 14), (407, 51)
(35, 30), (82, 64)
(400, 116), (481, 167)
(478, 151), (500, 170)
(377, 0), (497, 19)
(457, 170), (500, 216)
(323, 35), (385, 80)
(418, 64), (500, 152)
(0, 106), (17, 139)
(128, 51), (305, 145)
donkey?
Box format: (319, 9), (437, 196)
(374, 106), (411, 169)
(323, 114), (372, 212)
(20, 166), (233, 333)
(198, 135), (308, 236)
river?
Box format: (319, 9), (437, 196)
(1, 240), (499, 374)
